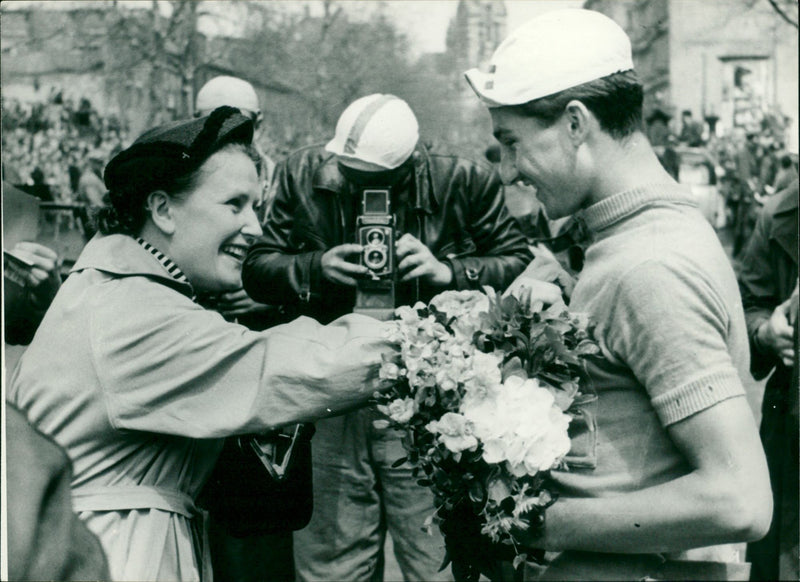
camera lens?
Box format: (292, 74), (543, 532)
(366, 228), (385, 245)
(365, 248), (387, 270)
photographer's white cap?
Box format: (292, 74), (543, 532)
(465, 9), (634, 108)
(326, 94), (419, 171)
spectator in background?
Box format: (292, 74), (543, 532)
(772, 153), (798, 194)
(645, 107), (671, 147)
(195, 76), (276, 204)
(679, 109), (704, 147)
(77, 150), (107, 208)
(738, 180), (799, 582)
(645, 108), (680, 180)
(244, 94), (530, 582)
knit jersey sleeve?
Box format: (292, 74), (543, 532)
(604, 259), (745, 426)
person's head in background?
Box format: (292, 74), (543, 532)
(97, 106), (262, 294)
(195, 76), (262, 130)
(465, 9), (655, 220)
(325, 94), (419, 190)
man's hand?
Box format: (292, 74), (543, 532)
(504, 277), (563, 311)
(213, 289), (272, 319)
(7, 242), (61, 306)
(395, 233), (452, 286)
(321, 244), (369, 287)
(756, 295), (796, 367)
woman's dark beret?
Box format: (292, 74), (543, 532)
(104, 106), (254, 192)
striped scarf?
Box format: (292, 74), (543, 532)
(134, 237), (196, 302)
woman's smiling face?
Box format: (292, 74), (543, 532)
(168, 146), (262, 294)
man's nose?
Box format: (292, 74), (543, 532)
(498, 155), (519, 185)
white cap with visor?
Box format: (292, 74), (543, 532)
(465, 9), (634, 108)
(325, 94), (419, 171)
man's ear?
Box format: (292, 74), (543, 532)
(563, 100), (592, 146)
(145, 191), (176, 235)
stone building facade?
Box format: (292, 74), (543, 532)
(585, 0), (799, 150)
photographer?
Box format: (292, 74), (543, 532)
(242, 94), (530, 582)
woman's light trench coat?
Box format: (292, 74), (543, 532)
(8, 234), (389, 581)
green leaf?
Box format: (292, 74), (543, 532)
(391, 456), (408, 468)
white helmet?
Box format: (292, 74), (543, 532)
(196, 76), (260, 117)
(326, 94), (419, 171)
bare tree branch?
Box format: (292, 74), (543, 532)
(765, 0), (799, 28)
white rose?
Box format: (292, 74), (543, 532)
(378, 397), (416, 424)
(426, 412), (478, 453)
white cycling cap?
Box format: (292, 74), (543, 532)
(196, 76), (260, 116)
(325, 94), (419, 171)
(465, 9), (634, 108)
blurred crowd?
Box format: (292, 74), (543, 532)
(1, 90), (129, 205)
(646, 106), (798, 258)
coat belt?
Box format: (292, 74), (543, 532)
(72, 485), (212, 582)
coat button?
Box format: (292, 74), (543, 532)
(466, 268), (479, 281)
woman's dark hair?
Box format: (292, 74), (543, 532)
(96, 108), (257, 236)
(507, 70), (644, 140)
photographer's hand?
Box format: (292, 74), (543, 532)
(395, 233), (452, 286)
(321, 244), (369, 287)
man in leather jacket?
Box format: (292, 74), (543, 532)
(242, 94), (530, 581)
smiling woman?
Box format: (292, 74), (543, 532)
(7, 106), (395, 582)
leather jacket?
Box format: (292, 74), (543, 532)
(243, 143), (531, 323)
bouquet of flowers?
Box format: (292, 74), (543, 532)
(374, 287), (599, 580)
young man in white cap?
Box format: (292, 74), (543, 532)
(242, 93), (531, 581)
(465, 8), (771, 580)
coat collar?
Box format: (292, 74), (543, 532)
(309, 145), (439, 214)
(71, 233), (196, 298)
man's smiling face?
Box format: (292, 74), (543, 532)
(490, 107), (586, 220)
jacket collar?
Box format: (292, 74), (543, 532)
(310, 145), (439, 214)
(71, 233), (196, 299)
